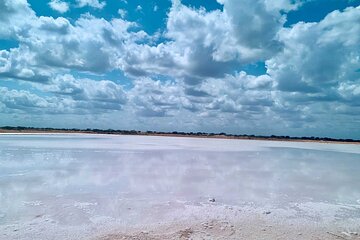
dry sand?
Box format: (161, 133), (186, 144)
(94, 204), (360, 240)
(3, 202), (359, 240)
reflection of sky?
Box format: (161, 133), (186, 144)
(0, 134), (360, 225)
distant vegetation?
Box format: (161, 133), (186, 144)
(0, 126), (359, 143)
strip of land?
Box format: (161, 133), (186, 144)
(0, 126), (359, 144)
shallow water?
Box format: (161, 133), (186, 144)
(0, 134), (360, 226)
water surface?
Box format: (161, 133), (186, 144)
(0, 134), (359, 225)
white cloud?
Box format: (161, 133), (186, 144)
(48, 0), (69, 14)
(120, 4), (234, 81)
(128, 71), (276, 118)
(0, 0), (37, 39)
(338, 82), (360, 102)
(263, 0), (302, 12)
(0, 0), (294, 83)
(0, 11), (148, 81)
(121, 0), (295, 82)
(266, 6), (360, 94)
(0, 86), (76, 114)
(76, 0), (106, 9)
(129, 78), (184, 117)
(47, 74), (127, 109)
(1, 0), (360, 138)
(0, 73), (127, 114)
(167, 0), (294, 63)
(0, 87), (49, 111)
(0, 48), (53, 83)
(118, 9), (127, 18)
(136, 5), (143, 12)
(202, 72), (275, 114)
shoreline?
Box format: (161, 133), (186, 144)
(3, 201), (359, 240)
(0, 129), (359, 145)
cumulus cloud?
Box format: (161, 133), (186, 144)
(75, 0), (106, 9)
(201, 72), (275, 114)
(1, 0), (359, 138)
(0, 48), (52, 83)
(0, 74), (127, 114)
(248, 6), (360, 136)
(216, 0), (285, 61)
(0, 0), (293, 83)
(129, 78), (184, 117)
(0, 9), (148, 81)
(48, 0), (69, 14)
(0, 0), (36, 39)
(0, 86), (82, 115)
(0, 87), (50, 111)
(136, 5), (143, 12)
(118, 9), (127, 18)
(46, 74), (127, 110)
(120, 4), (236, 82)
(121, 0), (296, 82)
(127, 71), (276, 119)
(267, 6), (360, 96)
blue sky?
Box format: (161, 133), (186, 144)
(0, 0), (359, 138)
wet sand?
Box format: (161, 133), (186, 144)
(0, 134), (359, 239)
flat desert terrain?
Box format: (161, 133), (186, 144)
(0, 134), (359, 239)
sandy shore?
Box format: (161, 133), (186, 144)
(3, 202), (359, 240)
(93, 204), (360, 240)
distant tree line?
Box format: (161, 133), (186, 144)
(0, 126), (358, 143)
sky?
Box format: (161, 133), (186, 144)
(0, 0), (359, 139)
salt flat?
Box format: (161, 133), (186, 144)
(0, 134), (360, 239)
